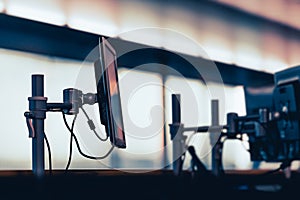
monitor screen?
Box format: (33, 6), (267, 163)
(94, 37), (126, 148)
(275, 65), (300, 85)
(273, 66), (300, 144)
(244, 66), (300, 162)
(243, 85), (274, 115)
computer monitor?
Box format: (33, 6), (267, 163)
(244, 66), (300, 162)
(94, 37), (126, 148)
(273, 66), (300, 145)
(244, 85), (274, 116)
(243, 85), (278, 161)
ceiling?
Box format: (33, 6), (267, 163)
(1, 0), (300, 73)
(216, 0), (300, 30)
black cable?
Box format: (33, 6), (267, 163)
(188, 146), (209, 176)
(65, 114), (78, 170)
(262, 167), (281, 176)
(261, 160), (291, 176)
(80, 107), (108, 142)
(44, 132), (52, 174)
(235, 135), (250, 153)
(62, 113), (114, 160)
(65, 134), (73, 170)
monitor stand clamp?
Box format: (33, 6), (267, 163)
(24, 74), (96, 177)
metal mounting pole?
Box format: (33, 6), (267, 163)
(25, 76), (94, 177)
(29, 75), (46, 177)
(171, 94), (186, 176)
(210, 100), (223, 176)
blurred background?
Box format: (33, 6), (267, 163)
(0, 0), (300, 171)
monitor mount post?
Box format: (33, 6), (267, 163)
(169, 94), (225, 177)
(210, 100), (224, 177)
(24, 74), (97, 177)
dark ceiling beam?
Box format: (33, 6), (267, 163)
(0, 13), (99, 60)
(0, 13), (273, 87)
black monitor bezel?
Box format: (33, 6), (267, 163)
(94, 37), (126, 148)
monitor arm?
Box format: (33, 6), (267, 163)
(169, 94), (225, 177)
(24, 74), (97, 177)
(169, 93), (295, 178)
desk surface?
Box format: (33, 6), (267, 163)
(0, 170), (299, 200)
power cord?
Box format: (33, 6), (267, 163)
(261, 160), (291, 176)
(65, 114), (77, 170)
(80, 106), (108, 142)
(62, 113), (114, 161)
(44, 132), (52, 174)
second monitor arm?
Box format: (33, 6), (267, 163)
(169, 94), (224, 176)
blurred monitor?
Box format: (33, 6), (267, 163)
(275, 65), (300, 85)
(243, 85), (274, 115)
(273, 66), (300, 145)
(244, 66), (300, 162)
(243, 85), (276, 162)
(94, 37), (126, 148)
